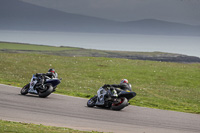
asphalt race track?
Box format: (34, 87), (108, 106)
(0, 84), (200, 133)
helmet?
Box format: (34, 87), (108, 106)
(48, 68), (58, 78)
(48, 68), (55, 74)
(120, 79), (128, 84)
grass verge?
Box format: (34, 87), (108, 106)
(0, 120), (101, 133)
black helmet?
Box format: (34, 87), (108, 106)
(48, 68), (55, 74)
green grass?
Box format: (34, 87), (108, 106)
(0, 120), (101, 133)
(0, 42), (200, 114)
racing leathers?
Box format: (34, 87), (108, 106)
(103, 83), (136, 100)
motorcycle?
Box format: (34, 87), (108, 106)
(87, 86), (136, 111)
(20, 73), (61, 98)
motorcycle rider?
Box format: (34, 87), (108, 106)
(95, 79), (136, 106)
(28, 68), (58, 93)
(103, 79), (136, 99)
(46, 68), (58, 79)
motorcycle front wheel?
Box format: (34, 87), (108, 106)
(87, 96), (97, 107)
(21, 83), (30, 95)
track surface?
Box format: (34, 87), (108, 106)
(0, 84), (200, 133)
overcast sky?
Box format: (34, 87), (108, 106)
(20, 0), (200, 25)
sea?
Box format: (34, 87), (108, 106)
(0, 30), (200, 57)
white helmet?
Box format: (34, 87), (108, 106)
(120, 79), (128, 84)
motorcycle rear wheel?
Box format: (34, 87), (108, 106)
(21, 83), (30, 95)
(111, 97), (128, 111)
(39, 84), (53, 98)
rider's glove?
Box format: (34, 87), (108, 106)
(103, 84), (110, 88)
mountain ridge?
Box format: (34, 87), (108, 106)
(0, 0), (200, 36)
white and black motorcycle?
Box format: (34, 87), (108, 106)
(87, 86), (136, 111)
(21, 73), (61, 98)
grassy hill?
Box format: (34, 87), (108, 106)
(0, 42), (200, 113)
(1, 42), (200, 63)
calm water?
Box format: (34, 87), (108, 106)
(0, 30), (200, 57)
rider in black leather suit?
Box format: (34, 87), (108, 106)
(103, 79), (136, 99)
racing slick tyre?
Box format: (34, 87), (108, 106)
(111, 97), (128, 111)
(39, 84), (53, 98)
(87, 96), (97, 107)
(21, 83), (30, 95)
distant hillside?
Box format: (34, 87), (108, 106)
(124, 19), (200, 36)
(0, 0), (200, 36)
(0, 0), (118, 32)
(1, 42), (200, 63)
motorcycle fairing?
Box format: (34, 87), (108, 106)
(95, 87), (107, 105)
(45, 78), (60, 87)
(29, 75), (38, 90)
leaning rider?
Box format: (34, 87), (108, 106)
(28, 68), (58, 93)
(103, 79), (136, 99)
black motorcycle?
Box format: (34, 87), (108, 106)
(21, 73), (61, 98)
(87, 86), (136, 111)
